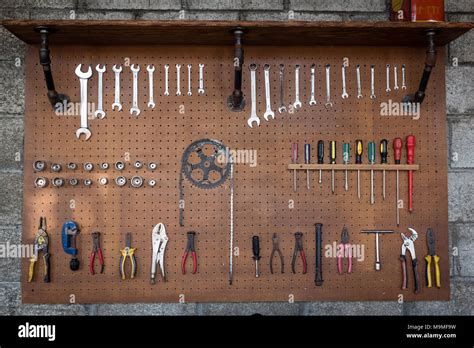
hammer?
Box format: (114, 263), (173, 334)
(361, 230), (394, 271)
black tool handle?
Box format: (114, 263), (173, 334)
(380, 139), (388, 164)
(317, 140), (324, 164)
(412, 258), (420, 294)
(43, 253), (51, 283)
(252, 236), (261, 261)
(315, 223), (323, 286)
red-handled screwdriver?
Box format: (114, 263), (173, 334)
(406, 135), (416, 213)
(292, 143), (298, 192)
(393, 138), (402, 226)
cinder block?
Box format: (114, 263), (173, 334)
(0, 0), (27, 8)
(14, 304), (88, 315)
(181, 10), (240, 20)
(188, 0), (283, 10)
(97, 303), (197, 315)
(0, 225), (22, 282)
(0, 61), (25, 115)
(446, 0), (474, 12)
(26, 0), (76, 8)
(137, 11), (182, 20)
(448, 171), (474, 222)
(242, 11), (342, 21)
(289, 0), (386, 12)
(448, 15), (474, 64)
(198, 302), (302, 315)
(29, 9), (75, 19)
(446, 66), (474, 115)
(450, 118), (474, 168)
(0, 27), (26, 61)
(0, 9), (30, 20)
(76, 10), (135, 20)
(79, 0), (181, 10)
(303, 301), (403, 315)
(0, 282), (20, 309)
(0, 173), (22, 226)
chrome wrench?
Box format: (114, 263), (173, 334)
(164, 64), (170, 96)
(370, 65), (376, 99)
(94, 64), (106, 119)
(247, 63), (260, 128)
(263, 64), (275, 121)
(278, 64), (287, 113)
(147, 65), (155, 109)
(175, 64), (181, 96)
(341, 64), (348, 99)
(198, 64), (205, 95)
(325, 64), (333, 108)
(393, 64), (399, 90)
(356, 64), (363, 99)
(309, 64), (317, 105)
(112, 64), (122, 111)
(386, 64), (391, 93)
(130, 64), (140, 116)
(401, 64), (407, 90)
(75, 64), (92, 141)
(187, 64), (192, 96)
(293, 65), (302, 109)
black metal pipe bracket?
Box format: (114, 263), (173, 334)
(402, 29), (438, 105)
(227, 27), (246, 112)
(34, 26), (69, 110)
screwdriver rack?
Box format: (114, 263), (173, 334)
(288, 164), (419, 171)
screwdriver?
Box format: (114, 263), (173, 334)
(355, 139), (363, 200)
(291, 143), (298, 192)
(368, 141), (375, 205)
(329, 141), (336, 193)
(304, 143), (311, 190)
(393, 137), (402, 226)
(252, 235), (261, 278)
(317, 140), (324, 184)
(380, 139), (388, 200)
(407, 135), (416, 213)
(343, 143), (350, 191)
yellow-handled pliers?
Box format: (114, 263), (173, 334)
(120, 233), (137, 280)
(425, 228), (440, 288)
(28, 217), (51, 283)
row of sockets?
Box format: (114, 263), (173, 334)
(33, 160), (158, 173)
(34, 176), (156, 188)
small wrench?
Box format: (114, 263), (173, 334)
(263, 64), (275, 121)
(370, 65), (376, 99)
(278, 64), (287, 113)
(385, 64), (391, 93)
(293, 65), (302, 109)
(164, 64), (170, 96)
(187, 64), (192, 96)
(94, 64), (106, 119)
(130, 64), (140, 116)
(393, 64), (399, 90)
(247, 64), (260, 128)
(112, 64), (122, 111)
(75, 64), (92, 141)
(341, 64), (348, 99)
(356, 64), (363, 99)
(147, 65), (155, 108)
(198, 64), (205, 95)
(325, 64), (333, 108)
(401, 64), (407, 90)
(176, 64), (181, 96)
(309, 64), (317, 105)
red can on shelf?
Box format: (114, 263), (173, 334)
(390, 0), (411, 21)
(411, 0), (445, 22)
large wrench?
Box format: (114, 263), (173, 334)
(247, 64), (260, 128)
(198, 64), (205, 95)
(94, 64), (106, 119)
(393, 64), (399, 90)
(385, 64), (391, 93)
(75, 64), (92, 140)
(293, 65), (302, 109)
(278, 64), (287, 113)
(147, 65), (155, 108)
(341, 64), (348, 99)
(130, 64), (140, 116)
(176, 64), (181, 96)
(356, 64), (363, 99)
(263, 64), (275, 121)
(325, 64), (333, 108)
(112, 64), (122, 111)
(187, 64), (192, 96)
(370, 65), (376, 99)
(164, 64), (170, 96)
(309, 64), (317, 105)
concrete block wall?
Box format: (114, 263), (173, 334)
(0, 0), (472, 315)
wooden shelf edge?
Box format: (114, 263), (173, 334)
(288, 164), (420, 171)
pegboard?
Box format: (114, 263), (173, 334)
(22, 44), (449, 303)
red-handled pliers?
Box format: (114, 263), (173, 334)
(337, 226), (352, 274)
(291, 232), (307, 274)
(89, 232), (104, 275)
(181, 231), (197, 274)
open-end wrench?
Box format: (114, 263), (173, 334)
(293, 65), (302, 109)
(393, 64), (399, 90)
(341, 64), (349, 99)
(325, 64), (333, 108)
(401, 64), (407, 90)
(263, 64), (275, 121)
(198, 64), (205, 95)
(164, 64), (170, 96)
(75, 64), (92, 140)
(247, 64), (260, 128)
(385, 64), (391, 93)
(356, 64), (363, 99)
(112, 64), (122, 111)
(309, 64), (317, 105)
(94, 64), (106, 119)
(278, 64), (287, 113)
(370, 65), (376, 99)
(130, 64), (140, 116)
(147, 65), (155, 109)
(175, 64), (181, 96)
(187, 64), (192, 96)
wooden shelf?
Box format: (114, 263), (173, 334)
(2, 20), (472, 46)
(288, 164), (419, 171)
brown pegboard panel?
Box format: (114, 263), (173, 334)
(22, 44), (449, 303)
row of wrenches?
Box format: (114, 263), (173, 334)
(247, 63), (407, 128)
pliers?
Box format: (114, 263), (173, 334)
(270, 233), (284, 274)
(120, 232), (137, 280)
(151, 223), (169, 284)
(291, 232), (307, 274)
(337, 226), (352, 274)
(28, 217), (51, 283)
(400, 227), (420, 294)
(89, 232), (104, 275)
(181, 231), (197, 274)
(425, 228), (441, 288)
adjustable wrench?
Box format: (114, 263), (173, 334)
(175, 64), (181, 96)
(356, 64), (363, 99)
(187, 64), (192, 96)
(164, 64), (170, 96)
(341, 64), (348, 99)
(75, 64), (92, 141)
(325, 64), (333, 108)
(147, 65), (155, 108)
(401, 64), (407, 90)
(309, 64), (317, 105)
(130, 64), (140, 116)
(293, 65), (302, 109)
(370, 65), (376, 99)
(278, 64), (287, 113)
(393, 64), (399, 90)
(94, 64), (106, 119)
(112, 65), (122, 111)
(198, 64), (205, 95)
(247, 64), (260, 128)
(385, 64), (391, 93)
(263, 64), (275, 121)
